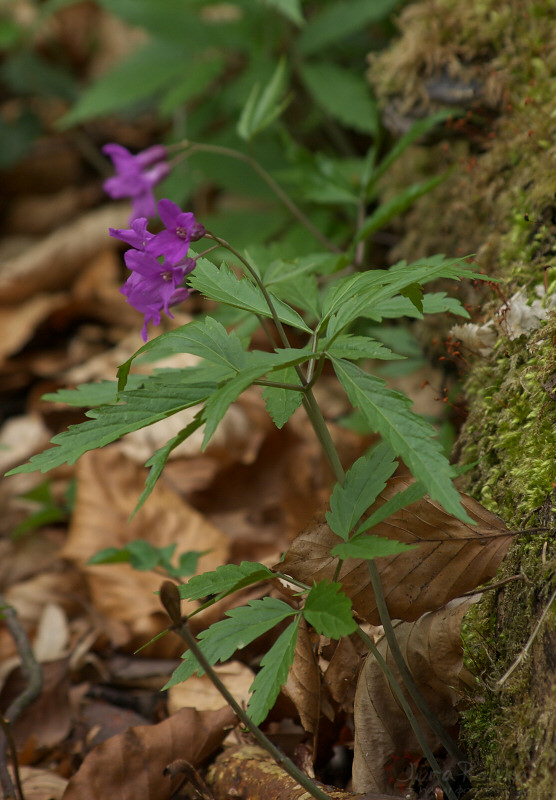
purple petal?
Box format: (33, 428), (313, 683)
(157, 198), (182, 229)
(136, 145), (167, 168)
(109, 218), (152, 249)
(146, 230), (190, 263)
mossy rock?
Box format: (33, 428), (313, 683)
(367, 1), (556, 797)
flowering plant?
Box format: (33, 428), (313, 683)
(7, 47), (494, 800)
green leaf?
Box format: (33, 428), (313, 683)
(298, 0), (402, 55)
(331, 358), (471, 522)
(247, 617), (300, 725)
(87, 539), (199, 573)
(354, 480), (427, 537)
(237, 57), (290, 141)
(326, 443), (398, 541)
(59, 40), (189, 127)
(201, 346), (314, 447)
(261, 0), (304, 25)
(400, 283), (424, 315)
(164, 597), (297, 688)
(356, 174), (447, 244)
(133, 414), (205, 515)
(303, 582), (356, 637)
(366, 111), (455, 196)
(300, 62), (378, 135)
(179, 561), (274, 603)
(374, 291), (470, 320)
(118, 317), (247, 390)
(6, 373), (216, 476)
(189, 259), (311, 333)
(323, 334), (404, 362)
(331, 536), (415, 560)
(42, 378), (142, 407)
(262, 366), (304, 429)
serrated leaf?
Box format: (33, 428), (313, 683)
(331, 358), (471, 522)
(6, 374), (216, 476)
(237, 58), (289, 141)
(42, 378), (144, 407)
(323, 334), (404, 361)
(300, 62), (378, 135)
(400, 283), (424, 314)
(326, 443), (398, 541)
(179, 561), (274, 603)
(262, 366), (304, 429)
(303, 582), (356, 637)
(354, 480), (428, 537)
(133, 414), (205, 516)
(247, 617), (300, 725)
(118, 317), (246, 390)
(201, 346), (314, 448)
(164, 597), (296, 688)
(331, 536), (415, 560)
(189, 259), (311, 333)
(374, 291), (470, 320)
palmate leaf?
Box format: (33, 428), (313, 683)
(118, 316), (247, 390)
(164, 597), (297, 688)
(303, 582), (356, 638)
(247, 617), (300, 725)
(326, 442), (398, 542)
(189, 259), (311, 333)
(6, 373), (217, 476)
(323, 334), (404, 362)
(331, 358), (470, 522)
(354, 479), (427, 537)
(201, 345), (315, 447)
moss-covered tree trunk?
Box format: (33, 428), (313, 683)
(367, 2), (556, 797)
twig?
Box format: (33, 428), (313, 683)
(159, 581), (333, 800)
(495, 585), (556, 690)
(0, 593), (43, 800)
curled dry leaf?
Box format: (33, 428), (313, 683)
(352, 597), (478, 795)
(61, 448), (230, 655)
(281, 476), (512, 624)
(61, 705), (236, 800)
(18, 766), (68, 800)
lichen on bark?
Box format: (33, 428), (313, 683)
(366, 1), (556, 797)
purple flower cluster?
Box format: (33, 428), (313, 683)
(102, 143), (170, 220)
(110, 199), (205, 341)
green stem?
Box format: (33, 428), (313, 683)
(366, 560), (467, 765)
(355, 626), (459, 800)
(178, 141), (340, 253)
(173, 615), (333, 800)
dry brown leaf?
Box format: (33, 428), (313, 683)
(61, 448), (230, 654)
(283, 618), (321, 734)
(0, 658), (72, 750)
(351, 597), (478, 794)
(281, 476), (512, 623)
(0, 295), (67, 362)
(61, 705), (236, 800)
(18, 766), (68, 800)
(0, 205), (129, 304)
(167, 661), (254, 714)
(323, 635), (363, 712)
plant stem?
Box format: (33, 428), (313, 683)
(366, 561), (467, 765)
(355, 626), (459, 800)
(178, 141), (340, 253)
(171, 612), (333, 800)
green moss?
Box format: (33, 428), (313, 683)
(367, 0), (556, 796)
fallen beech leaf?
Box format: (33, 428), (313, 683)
(281, 476), (512, 623)
(283, 618), (321, 733)
(61, 448), (230, 655)
(0, 295), (66, 362)
(352, 597), (478, 794)
(167, 661), (254, 714)
(61, 705), (236, 800)
(323, 635), (363, 712)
